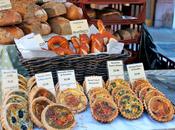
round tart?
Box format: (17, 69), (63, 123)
(5, 90), (28, 100)
(111, 85), (130, 97)
(144, 90), (164, 110)
(19, 80), (27, 88)
(29, 87), (56, 103)
(147, 96), (174, 122)
(132, 79), (149, 91)
(27, 76), (36, 92)
(30, 97), (53, 128)
(134, 82), (152, 96)
(57, 88), (88, 113)
(41, 104), (76, 130)
(88, 87), (108, 98)
(19, 84), (27, 91)
(118, 94), (143, 120)
(139, 87), (155, 101)
(90, 98), (118, 123)
(2, 103), (33, 130)
(18, 74), (27, 84)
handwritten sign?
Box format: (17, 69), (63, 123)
(0, 0), (12, 11)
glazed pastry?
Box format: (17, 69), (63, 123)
(29, 87), (56, 103)
(139, 87), (155, 101)
(90, 98), (118, 123)
(41, 104), (76, 130)
(91, 33), (105, 53)
(30, 97), (53, 128)
(57, 88), (87, 113)
(5, 90), (28, 100)
(118, 94), (143, 120)
(2, 103), (33, 130)
(147, 96), (174, 122)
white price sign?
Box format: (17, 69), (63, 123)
(1, 70), (19, 97)
(34, 34), (48, 50)
(57, 70), (77, 91)
(35, 72), (55, 95)
(85, 76), (103, 92)
(0, 0), (12, 11)
(70, 19), (89, 35)
(107, 60), (124, 81)
(127, 63), (146, 84)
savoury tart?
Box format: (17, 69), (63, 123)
(111, 85), (130, 97)
(18, 74), (27, 84)
(147, 96), (174, 122)
(57, 88), (88, 113)
(134, 82), (152, 96)
(2, 103), (33, 130)
(132, 79), (149, 91)
(41, 104), (76, 130)
(90, 98), (118, 123)
(29, 87), (56, 103)
(5, 90), (28, 100)
(139, 87), (155, 101)
(30, 97), (53, 128)
(27, 76), (36, 92)
(87, 87), (108, 98)
(118, 94), (143, 120)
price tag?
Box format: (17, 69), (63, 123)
(70, 19), (89, 35)
(0, 0), (12, 11)
(85, 76), (103, 92)
(1, 70), (19, 98)
(35, 72), (55, 95)
(57, 70), (77, 91)
(107, 60), (124, 81)
(127, 63), (146, 84)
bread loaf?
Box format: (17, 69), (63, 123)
(49, 17), (72, 35)
(42, 2), (66, 18)
(0, 26), (24, 45)
(41, 22), (51, 35)
(0, 10), (22, 26)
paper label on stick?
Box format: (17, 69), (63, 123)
(127, 63), (146, 84)
(35, 72), (55, 95)
(70, 19), (89, 35)
(57, 70), (77, 91)
(0, 0), (12, 11)
(107, 60), (124, 81)
(85, 76), (103, 92)
(1, 70), (18, 98)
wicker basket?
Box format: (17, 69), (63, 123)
(18, 49), (130, 84)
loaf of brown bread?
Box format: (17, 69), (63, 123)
(41, 22), (51, 35)
(0, 10), (22, 26)
(0, 26), (24, 45)
(42, 2), (67, 18)
(49, 17), (72, 35)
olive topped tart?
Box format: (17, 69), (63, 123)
(56, 88), (88, 113)
(41, 104), (76, 130)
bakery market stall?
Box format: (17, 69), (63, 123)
(0, 0), (175, 130)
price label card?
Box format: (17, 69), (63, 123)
(127, 63), (146, 84)
(57, 70), (77, 91)
(0, 0), (12, 11)
(85, 76), (103, 92)
(1, 70), (18, 97)
(107, 60), (124, 81)
(70, 19), (89, 35)
(34, 34), (48, 50)
(35, 72), (55, 95)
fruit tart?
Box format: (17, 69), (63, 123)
(90, 98), (118, 123)
(30, 97), (53, 128)
(1, 103), (33, 130)
(118, 94), (143, 120)
(41, 104), (76, 130)
(56, 88), (87, 113)
(147, 96), (174, 122)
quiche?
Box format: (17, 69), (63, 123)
(29, 87), (56, 103)
(5, 90), (28, 100)
(30, 97), (53, 128)
(27, 76), (36, 92)
(118, 94), (143, 120)
(41, 104), (76, 130)
(18, 74), (27, 84)
(134, 82), (152, 96)
(2, 103), (33, 130)
(88, 87), (108, 98)
(132, 79), (149, 91)
(139, 87), (155, 101)
(90, 98), (118, 123)
(147, 96), (174, 122)
(57, 88), (88, 113)
(111, 85), (130, 97)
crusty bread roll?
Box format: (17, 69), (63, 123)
(49, 17), (72, 35)
(65, 2), (83, 20)
(0, 26), (24, 45)
(0, 10), (22, 27)
(42, 2), (67, 18)
(41, 22), (51, 35)
(117, 30), (131, 40)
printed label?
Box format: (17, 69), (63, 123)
(0, 0), (12, 11)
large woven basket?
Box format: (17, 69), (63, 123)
(18, 49), (130, 84)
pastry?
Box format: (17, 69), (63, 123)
(18, 74), (27, 84)
(147, 96), (174, 122)
(5, 90), (28, 100)
(139, 87), (155, 101)
(41, 104), (76, 130)
(134, 82), (152, 96)
(87, 87), (108, 98)
(29, 87), (56, 103)
(30, 97), (53, 128)
(118, 94), (143, 120)
(90, 98), (118, 123)
(132, 79), (149, 91)
(56, 88), (87, 113)
(2, 103), (33, 130)
(27, 76), (37, 92)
